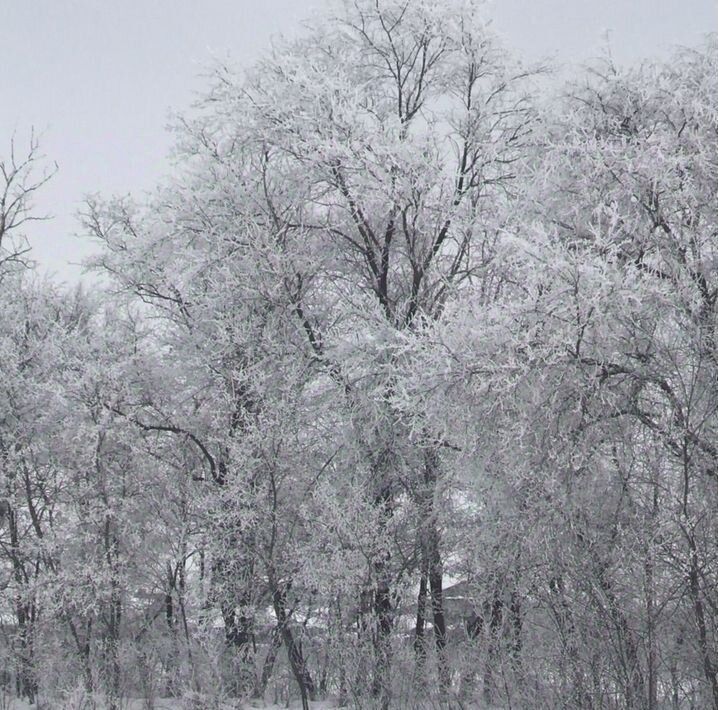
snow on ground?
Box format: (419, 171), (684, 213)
(1, 699), (342, 709)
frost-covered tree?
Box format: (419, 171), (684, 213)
(85, 0), (538, 705)
(4, 7), (718, 710)
(401, 37), (718, 709)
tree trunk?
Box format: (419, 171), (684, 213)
(104, 516), (122, 710)
(220, 596), (256, 696)
(483, 590), (503, 706)
(646, 476), (659, 710)
(8, 507), (37, 704)
(509, 586), (523, 680)
(427, 525), (450, 696)
(271, 582), (316, 710)
(106, 576), (122, 710)
(372, 577), (393, 710)
(549, 575), (592, 708)
(67, 616), (94, 696)
(211, 541), (256, 697)
(688, 534), (718, 709)
(370, 483), (394, 710)
(14, 603), (37, 704)
(423, 448), (450, 695)
(413, 563), (429, 685)
(255, 624), (283, 699)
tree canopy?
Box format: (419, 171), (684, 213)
(2, 3), (718, 708)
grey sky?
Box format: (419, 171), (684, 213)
(3, 0), (716, 283)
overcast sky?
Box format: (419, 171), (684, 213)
(3, 0), (716, 283)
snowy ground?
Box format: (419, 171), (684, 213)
(1, 700), (342, 710)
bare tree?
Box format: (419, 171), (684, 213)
(0, 132), (56, 275)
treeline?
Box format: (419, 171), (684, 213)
(2, 1), (718, 708)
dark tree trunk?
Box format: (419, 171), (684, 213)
(509, 586), (523, 673)
(211, 536), (256, 697)
(372, 577), (393, 709)
(14, 603), (37, 704)
(165, 561), (176, 632)
(355, 588), (373, 702)
(370, 484), (394, 710)
(164, 561), (179, 697)
(413, 563), (429, 684)
(106, 577), (122, 710)
(549, 575), (591, 708)
(423, 447), (450, 695)
(459, 608), (483, 701)
(483, 590), (504, 705)
(221, 600), (255, 652)
(428, 528), (450, 695)
(67, 616), (94, 696)
(646, 482), (658, 710)
(220, 595), (256, 696)
(272, 582), (316, 710)
(688, 534), (718, 710)
(8, 507), (37, 704)
(589, 550), (645, 708)
(256, 624), (283, 699)
(103, 517), (122, 710)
